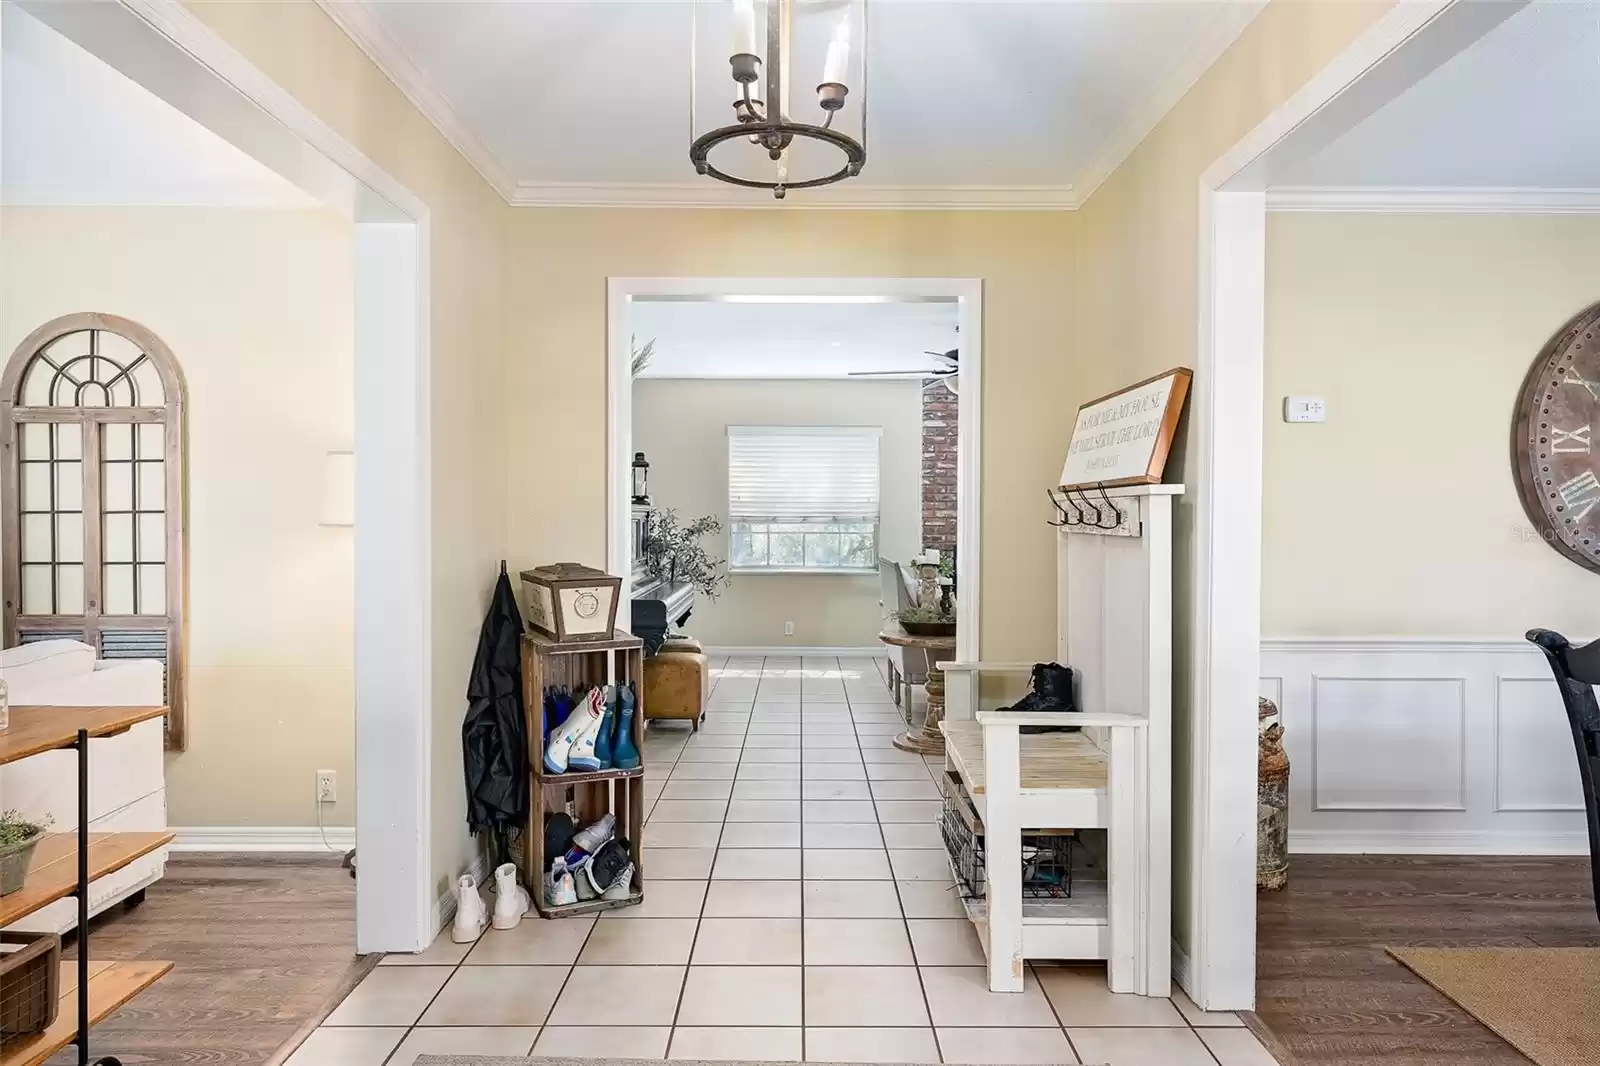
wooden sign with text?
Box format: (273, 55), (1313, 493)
(1060, 367), (1192, 489)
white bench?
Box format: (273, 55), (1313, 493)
(934, 484), (1178, 996)
(936, 670), (1161, 995)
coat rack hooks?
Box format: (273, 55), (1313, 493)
(1094, 483), (1124, 529)
(1049, 483), (1144, 538)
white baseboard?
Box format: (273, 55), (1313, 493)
(1289, 829), (1590, 855)
(169, 826), (355, 852)
(430, 851), (490, 941)
(704, 645), (887, 658)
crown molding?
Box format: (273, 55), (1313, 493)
(1071, 0), (1270, 209)
(314, 0), (517, 201)
(316, 0), (1263, 213)
(509, 180), (1078, 210)
(1267, 186), (1600, 214)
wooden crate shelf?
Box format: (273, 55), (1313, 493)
(521, 630), (647, 918)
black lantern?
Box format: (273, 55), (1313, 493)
(631, 452), (651, 505)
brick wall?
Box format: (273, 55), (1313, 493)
(921, 380), (958, 552)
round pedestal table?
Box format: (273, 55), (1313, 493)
(877, 626), (958, 757)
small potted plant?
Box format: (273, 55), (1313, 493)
(895, 603), (956, 638)
(0, 810), (50, 897)
(639, 509), (733, 600)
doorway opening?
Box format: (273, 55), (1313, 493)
(607, 280), (983, 679)
(10, 0), (435, 957)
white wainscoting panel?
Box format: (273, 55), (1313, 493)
(1311, 676), (1466, 811)
(1494, 676), (1587, 813)
(1261, 639), (1589, 854)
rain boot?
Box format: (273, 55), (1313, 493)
(566, 688), (607, 772)
(612, 683), (641, 770)
(544, 688), (602, 773)
(592, 684), (616, 770)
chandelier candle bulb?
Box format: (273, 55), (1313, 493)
(691, 0), (867, 196)
(731, 0), (758, 61)
(822, 19), (850, 87)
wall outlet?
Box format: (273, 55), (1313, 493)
(316, 770), (337, 804)
(1283, 396), (1327, 423)
(784, 621), (795, 636)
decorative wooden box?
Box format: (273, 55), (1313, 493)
(521, 563), (622, 643)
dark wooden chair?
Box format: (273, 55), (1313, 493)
(1526, 628), (1600, 922)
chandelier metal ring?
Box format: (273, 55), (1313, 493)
(690, 0), (867, 198)
(690, 120), (866, 198)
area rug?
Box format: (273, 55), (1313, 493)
(1388, 946), (1600, 1066)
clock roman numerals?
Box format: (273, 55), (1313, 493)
(1557, 470), (1600, 522)
(1551, 424), (1593, 454)
(1565, 371), (1600, 400)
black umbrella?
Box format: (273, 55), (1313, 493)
(462, 563), (528, 867)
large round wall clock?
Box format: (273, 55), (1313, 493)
(1513, 302), (1600, 574)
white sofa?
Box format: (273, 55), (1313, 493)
(0, 639), (167, 934)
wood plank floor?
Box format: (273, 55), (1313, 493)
(45, 853), (359, 1066)
(1253, 854), (1599, 1066)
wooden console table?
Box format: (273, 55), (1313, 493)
(877, 627), (956, 757)
(1, 705), (174, 1066)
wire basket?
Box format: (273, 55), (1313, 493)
(940, 774), (985, 900)
(0, 931), (60, 1036)
(942, 773), (1082, 903)
(1022, 835), (1076, 899)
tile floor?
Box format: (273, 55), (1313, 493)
(288, 655), (1280, 1066)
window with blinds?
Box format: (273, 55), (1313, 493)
(727, 425), (881, 572)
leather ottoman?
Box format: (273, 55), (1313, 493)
(643, 648), (707, 729)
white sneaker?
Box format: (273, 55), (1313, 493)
(544, 689), (602, 774)
(491, 862), (530, 930)
(451, 874), (488, 943)
(562, 811), (616, 869)
(566, 688), (608, 773)
(601, 862), (636, 901)
(545, 859), (577, 907)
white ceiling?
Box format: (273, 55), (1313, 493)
(1275, 1), (1600, 192)
(631, 297), (959, 377)
(1, 5), (316, 208)
(323, 0), (1266, 207)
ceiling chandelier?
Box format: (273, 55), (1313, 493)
(690, 0), (867, 199)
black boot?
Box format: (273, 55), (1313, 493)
(1001, 663), (1078, 732)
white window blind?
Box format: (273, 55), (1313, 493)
(727, 426), (881, 523)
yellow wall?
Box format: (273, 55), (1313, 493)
(1072, 0), (1396, 959)
(1265, 212), (1600, 636)
(633, 377), (923, 647)
(182, 0), (508, 898)
(0, 206), (355, 827)
(505, 208), (1077, 662)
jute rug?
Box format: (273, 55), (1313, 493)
(1388, 947), (1600, 1066)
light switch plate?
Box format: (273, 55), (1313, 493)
(1284, 396), (1326, 423)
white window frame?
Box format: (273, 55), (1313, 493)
(726, 425), (881, 575)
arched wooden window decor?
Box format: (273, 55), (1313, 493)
(1, 313), (187, 749)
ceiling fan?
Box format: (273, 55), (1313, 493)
(848, 347), (960, 394)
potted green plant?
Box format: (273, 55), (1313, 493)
(0, 810), (50, 897)
(895, 603), (956, 638)
(639, 509), (733, 599)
